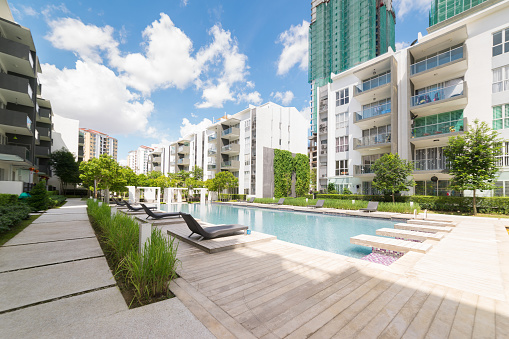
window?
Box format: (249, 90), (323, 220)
(335, 112), (348, 129)
(493, 66), (509, 93)
(244, 137), (250, 152)
(496, 142), (509, 168)
(493, 28), (509, 57)
(336, 88), (349, 106)
(244, 119), (251, 131)
(245, 158), (250, 166)
(335, 160), (348, 176)
(493, 105), (509, 130)
(335, 136), (349, 152)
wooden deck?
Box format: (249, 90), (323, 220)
(376, 228), (445, 241)
(164, 214), (509, 338)
(350, 234), (433, 254)
(395, 223), (453, 233)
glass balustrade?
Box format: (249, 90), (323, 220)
(410, 46), (464, 75)
(355, 72), (391, 94)
(411, 82), (464, 107)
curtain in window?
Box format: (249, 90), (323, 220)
(493, 68), (503, 93)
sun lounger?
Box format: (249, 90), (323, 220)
(247, 197), (255, 203)
(141, 204), (181, 220)
(270, 198), (285, 205)
(124, 201), (156, 212)
(112, 198), (126, 206)
(307, 199), (324, 208)
(180, 213), (248, 241)
(359, 201), (378, 212)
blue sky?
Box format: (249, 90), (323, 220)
(9, 0), (431, 163)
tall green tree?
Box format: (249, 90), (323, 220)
(371, 153), (415, 203)
(443, 119), (502, 215)
(191, 166), (203, 181)
(205, 171), (238, 197)
(49, 148), (81, 193)
(28, 180), (50, 211)
(79, 154), (122, 198)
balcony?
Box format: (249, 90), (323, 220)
(38, 164), (51, 175)
(207, 163), (217, 170)
(177, 158), (190, 166)
(320, 145), (327, 156)
(354, 165), (375, 176)
(208, 148), (217, 156)
(353, 72), (391, 104)
(0, 36), (34, 77)
(177, 145), (190, 154)
(353, 133), (391, 154)
(0, 72), (34, 107)
(410, 82), (467, 116)
(353, 107), (391, 129)
(412, 159), (449, 172)
(78, 136), (85, 145)
(208, 133), (217, 142)
(37, 107), (52, 123)
(0, 144), (30, 163)
(410, 45), (467, 88)
(78, 149), (84, 157)
(221, 143), (240, 154)
(221, 127), (240, 140)
(221, 160), (240, 170)
(0, 109), (32, 136)
(411, 117), (467, 148)
(319, 123), (327, 134)
(35, 146), (50, 158)
(36, 126), (51, 141)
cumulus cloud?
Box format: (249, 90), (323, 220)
(395, 41), (411, 51)
(180, 118), (213, 138)
(394, 0), (431, 19)
(271, 91), (294, 106)
(276, 21), (309, 76)
(40, 61), (154, 135)
(46, 17), (118, 63)
(237, 91), (262, 105)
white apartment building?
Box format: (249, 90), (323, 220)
(81, 128), (118, 162)
(164, 102), (308, 197)
(127, 145), (154, 175)
(313, 0), (509, 196)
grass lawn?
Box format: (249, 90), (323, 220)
(0, 215), (40, 246)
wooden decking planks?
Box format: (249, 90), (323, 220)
(395, 223), (452, 233)
(350, 234), (433, 253)
(376, 228), (444, 241)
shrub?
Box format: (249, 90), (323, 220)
(0, 203), (31, 233)
(48, 195), (67, 208)
(0, 194), (18, 206)
(409, 196), (509, 214)
(27, 180), (50, 212)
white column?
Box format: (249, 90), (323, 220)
(127, 186), (136, 203)
(177, 190), (182, 203)
(200, 188), (206, 203)
(139, 223), (152, 254)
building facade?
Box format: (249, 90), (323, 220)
(314, 0), (509, 196)
(127, 145), (154, 175)
(80, 128), (118, 162)
(0, 0), (54, 194)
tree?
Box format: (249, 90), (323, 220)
(206, 171), (238, 197)
(28, 180), (50, 211)
(191, 166), (203, 181)
(371, 153), (415, 203)
(443, 119), (502, 215)
(49, 148), (81, 193)
(327, 182), (337, 194)
(310, 168), (317, 192)
(79, 154), (123, 198)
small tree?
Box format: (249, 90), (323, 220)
(443, 120), (502, 215)
(28, 180), (50, 211)
(372, 153), (414, 203)
(310, 168), (317, 192)
(191, 166), (203, 181)
(207, 171), (238, 199)
(327, 182), (337, 194)
(79, 155), (122, 198)
(49, 148), (81, 193)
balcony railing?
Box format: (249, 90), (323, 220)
(0, 144), (30, 162)
(208, 134), (217, 142)
(355, 103), (391, 122)
(354, 165), (375, 175)
(412, 159), (449, 171)
(35, 146), (50, 157)
(496, 155), (509, 168)
(221, 127), (240, 138)
(221, 160), (240, 169)
(355, 72), (391, 94)
(177, 145), (190, 154)
(412, 118), (464, 138)
(207, 163), (217, 170)
(411, 45), (464, 76)
(354, 133), (391, 148)
(177, 158), (189, 165)
(319, 123), (327, 133)
(411, 82), (464, 107)
(221, 144), (240, 153)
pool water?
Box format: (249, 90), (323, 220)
(161, 203), (395, 259)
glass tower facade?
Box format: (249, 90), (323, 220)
(429, 0), (489, 27)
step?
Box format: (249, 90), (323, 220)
(407, 219), (455, 227)
(394, 223), (452, 233)
(376, 228), (444, 242)
(350, 234), (433, 254)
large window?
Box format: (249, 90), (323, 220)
(336, 88), (349, 106)
(335, 112), (348, 129)
(493, 105), (509, 130)
(412, 110), (463, 138)
(493, 27), (509, 57)
(335, 136), (349, 153)
(493, 66), (509, 93)
(496, 141), (509, 167)
(335, 160), (348, 176)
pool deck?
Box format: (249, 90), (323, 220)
(150, 204), (509, 338)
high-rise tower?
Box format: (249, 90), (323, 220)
(429, 0), (494, 27)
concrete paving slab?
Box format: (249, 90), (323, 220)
(44, 205), (88, 215)
(0, 287), (127, 338)
(0, 257), (115, 312)
(32, 213), (90, 223)
(3, 221), (95, 246)
(0, 237), (103, 272)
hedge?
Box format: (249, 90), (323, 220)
(49, 195), (67, 208)
(219, 194), (246, 201)
(316, 194), (411, 203)
(0, 194), (18, 206)
(0, 203), (31, 232)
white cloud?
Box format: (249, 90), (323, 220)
(40, 61), (154, 135)
(22, 6), (37, 16)
(276, 21), (309, 76)
(181, 0), (189, 6)
(299, 106), (311, 124)
(191, 113), (198, 118)
(394, 0), (431, 19)
(180, 118), (213, 138)
(46, 18), (118, 63)
(41, 4), (71, 17)
(271, 91), (294, 106)
(395, 41), (410, 51)
(237, 91), (262, 105)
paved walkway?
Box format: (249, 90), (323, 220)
(0, 199), (213, 339)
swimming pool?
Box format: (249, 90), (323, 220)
(161, 203), (395, 259)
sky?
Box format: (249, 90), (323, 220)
(8, 0), (432, 164)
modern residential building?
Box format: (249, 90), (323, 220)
(313, 0), (509, 197)
(147, 147), (168, 174)
(308, 0), (396, 174)
(80, 128), (118, 162)
(127, 145), (154, 175)
(0, 0), (54, 194)
(429, 0), (493, 27)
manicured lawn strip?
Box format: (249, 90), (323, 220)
(0, 214), (40, 247)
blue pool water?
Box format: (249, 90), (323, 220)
(161, 203), (395, 259)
